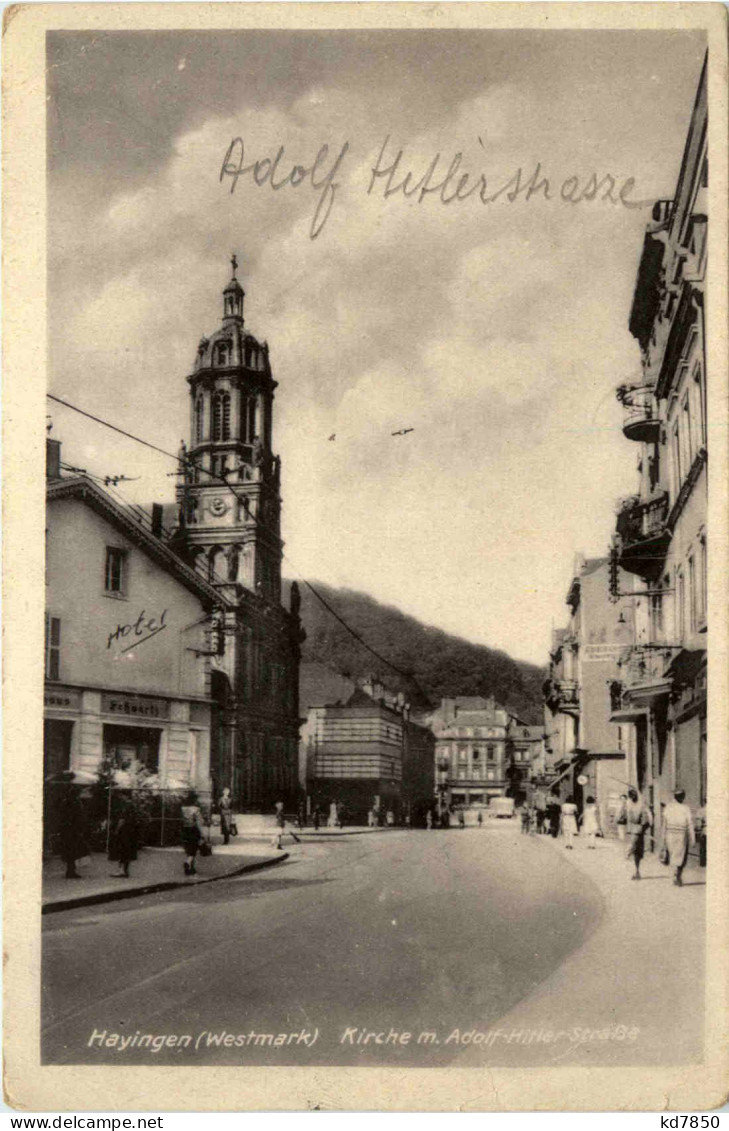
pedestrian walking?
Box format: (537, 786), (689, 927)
(109, 798), (138, 878)
(534, 788), (547, 834)
(547, 792), (561, 838)
(272, 800), (301, 849)
(560, 795), (579, 849)
(218, 787), (234, 845)
(520, 802), (530, 835)
(57, 785), (89, 880)
(181, 798), (205, 875)
(625, 787), (652, 880)
(272, 800), (286, 849)
(580, 795), (602, 849)
(531, 791), (542, 836)
(616, 793), (628, 841)
(426, 809), (433, 830)
(662, 789), (696, 887)
(477, 810), (483, 828)
(695, 804), (707, 868)
(312, 806), (321, 831)
(458, 808), (465, 830)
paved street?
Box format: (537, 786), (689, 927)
(42, 824), (703, 1068)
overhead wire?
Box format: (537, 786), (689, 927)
(48, 392), (430, 701)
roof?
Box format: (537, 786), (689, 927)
(581, 557), (606, 577)
(510, 725), (543, 741)
(192, 321), (273, 379)
(47, 476), (225, 609)
(444, 713), (504, 727)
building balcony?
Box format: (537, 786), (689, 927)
(610, 645), (674, 716)
(543, 679), (580, 714)
(617, 384), (660, 443)
(616, 492), (670, 579)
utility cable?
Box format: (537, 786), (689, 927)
(48, 392), (430, 700)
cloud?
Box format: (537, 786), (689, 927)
(49, 38), (702, 662)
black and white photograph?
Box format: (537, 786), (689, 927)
(3, 2), (728, 1113)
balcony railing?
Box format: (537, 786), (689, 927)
(617, 644), (674, 695)
(618, 384), (660, 443)
(616, 492), (669, 579)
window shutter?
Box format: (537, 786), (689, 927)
(45, 613), (61, 679)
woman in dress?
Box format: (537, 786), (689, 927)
(560, 795), (579, 849)
(180, 797), (204, 876)
(625, 787), (652, 880)
(581, 795), (602, 849)
(662, 789), (696, 887)
(109, 798), (138, 878)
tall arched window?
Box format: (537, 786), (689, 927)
(221, 393), (231, 441)
(195, 397), (204, 443)
(216, 342), (230, 367)
(247, 398), (257, 442)
(212, 394), (222, 441)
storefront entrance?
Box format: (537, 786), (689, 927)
(103, 724), (161, 774)
(44, 719), (73, 778)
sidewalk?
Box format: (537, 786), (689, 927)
(42, 840), (288, 915)
(457, 832), (706, 1066)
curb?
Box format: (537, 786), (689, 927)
(294, 827), (402, 838)
(41, 852), (290, 916)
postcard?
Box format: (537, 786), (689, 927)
(3, 1), (728, 1113)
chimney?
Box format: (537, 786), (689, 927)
(46, 438), (61, 481)
(151, 503), (164, 538)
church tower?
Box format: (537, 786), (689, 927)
(173, 258), (302, 813)
(177, 255), (282, 604)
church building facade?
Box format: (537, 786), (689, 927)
(172, 258), (304, 811)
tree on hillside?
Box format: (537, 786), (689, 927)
(284, 579), (546, 723)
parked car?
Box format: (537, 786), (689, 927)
(489, 796), (516, 819)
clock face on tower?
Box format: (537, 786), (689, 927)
(209, 497), (228, 517)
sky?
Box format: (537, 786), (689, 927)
(47, 29), (706, 666)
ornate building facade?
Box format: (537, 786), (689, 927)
(610, 56), (707, 838)
(172, 258), (304, 811)
(425, 696), (511, 809)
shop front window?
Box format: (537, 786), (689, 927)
(103, 725), (161, 775)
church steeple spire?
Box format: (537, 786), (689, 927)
(177, 260), (281, 604)
(223, 252), (245, 323)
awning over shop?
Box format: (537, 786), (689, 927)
(665, 648), (706, 690)
(609, 704), (649, 723)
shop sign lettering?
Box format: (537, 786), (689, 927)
(101, 694), (170, 719)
